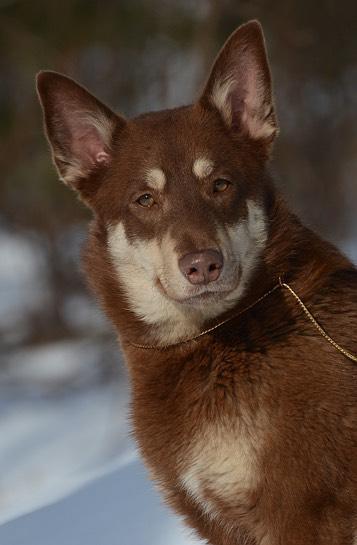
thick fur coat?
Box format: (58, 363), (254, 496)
(37, 20), (357, 545)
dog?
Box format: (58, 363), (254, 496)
(37, 19), (357, 545)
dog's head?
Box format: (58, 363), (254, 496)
(37, 20), (278, 344)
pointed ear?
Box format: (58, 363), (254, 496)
(36, 71), (125, 191)
(200, 20), (278, 148)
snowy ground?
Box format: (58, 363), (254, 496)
(0, 458), (201, 545)
(0, 374), (130, 524)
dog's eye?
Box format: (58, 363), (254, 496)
(213, 179), (230, 193)
(136, 193), (155, 207)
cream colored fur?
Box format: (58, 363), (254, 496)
(180, 410), (270, 544)
(181, 417), (259, 516)
(192, 157), (214, 179)
(146, 167), (166, 191)
(107, 199), (267, 345)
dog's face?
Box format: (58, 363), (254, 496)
(37, 20), (277, 343)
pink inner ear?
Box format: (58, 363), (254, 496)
(96, 151), (110, 164)
(71, 125), (111, 170)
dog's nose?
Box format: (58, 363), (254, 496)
(179, 250), (223, 285)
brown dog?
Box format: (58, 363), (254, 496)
(37, 20), (357, 545)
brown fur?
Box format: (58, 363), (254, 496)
(37, 20), (357, 545)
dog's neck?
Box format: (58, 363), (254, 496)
(84, 196), (349, 350)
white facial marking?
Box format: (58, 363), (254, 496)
(214, 199), (267, 307)
(192, 157), (214, 179)
(146, 168), (166, 191)
(107, 199), (267, 345)
(108, 223), (203, 344)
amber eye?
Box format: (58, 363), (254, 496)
(213, 179), (230, 193)
(136, 193), (155, 207)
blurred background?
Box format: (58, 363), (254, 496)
(0, 1), (356, 543)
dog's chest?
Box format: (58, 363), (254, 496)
(180, 414), (264, 519)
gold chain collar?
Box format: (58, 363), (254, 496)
(129, 277), (357, 363)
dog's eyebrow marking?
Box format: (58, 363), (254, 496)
(193, 157), (214, 179)
(146, 168), (166, 191)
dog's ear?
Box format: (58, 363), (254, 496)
(36, 71), (125, 197)
(200, 20), (278, 149)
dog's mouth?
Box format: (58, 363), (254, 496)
(156, 275), (240, 306)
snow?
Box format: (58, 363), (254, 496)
(0, 459), (201, 545)
(0, 380), (132, 525)
(4, 339), (108, 388)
